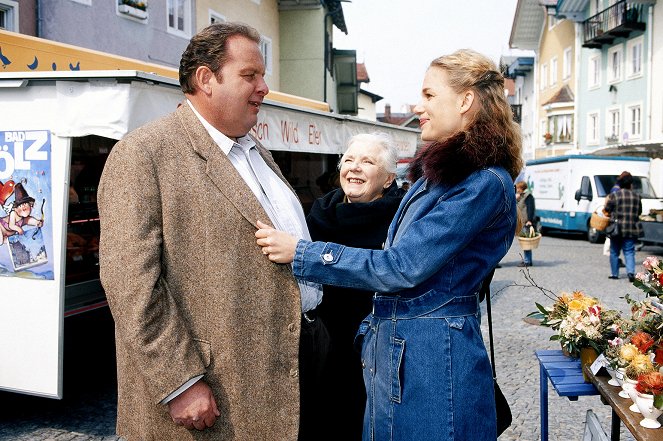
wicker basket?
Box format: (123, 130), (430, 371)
(517, 234), (541, 250)
(590, 211), (610, 231)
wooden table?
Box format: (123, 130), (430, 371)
(536, 350), (599, 441)
(584, 366), (663, 441)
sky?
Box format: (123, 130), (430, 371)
(333, 0), (523, 113)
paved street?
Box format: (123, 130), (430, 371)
(1, 232), (661, 440)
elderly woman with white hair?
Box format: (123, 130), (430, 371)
(306, 132), (405, 440)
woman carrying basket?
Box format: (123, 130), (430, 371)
(516, 181), (536, 267)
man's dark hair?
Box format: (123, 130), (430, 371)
(617, 171), (633, 189)
(179, 22), (261, 94)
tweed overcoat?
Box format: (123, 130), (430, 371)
(98, 103), (302, 440)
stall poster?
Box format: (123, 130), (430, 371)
(0, 131), (53, 280)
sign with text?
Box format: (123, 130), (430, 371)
(252, 103), (418, 158)
(0, 130), (53, 280)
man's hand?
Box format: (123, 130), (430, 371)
(168, 380), (220, 431)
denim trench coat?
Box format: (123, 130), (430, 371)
(292, 166), (517, 441)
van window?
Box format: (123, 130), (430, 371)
(594, 174), (658, 199)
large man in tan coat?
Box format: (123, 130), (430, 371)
(98, 23), (317, 440)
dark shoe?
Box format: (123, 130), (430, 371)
(495, 264), (502, 268)
(608, 275), (619, 280)
(628, 273), (635, 283)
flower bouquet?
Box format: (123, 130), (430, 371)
(543, 132), (553, 144)
(529, 291), (623, 358)
(633, 256), (663, 300)
(635, 371), (663, 428)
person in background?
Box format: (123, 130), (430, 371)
(256, 48), (522, 441)
(306, 132), (405, 440)
(603, 172), (627, 263)
(98, 22), (325, 440)
(605, 171), (641, 282)
(515, 181), (536, 267)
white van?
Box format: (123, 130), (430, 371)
(523, 155), (663, 243)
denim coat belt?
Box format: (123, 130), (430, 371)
(371, 292), (479, 319)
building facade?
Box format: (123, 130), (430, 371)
(509, 0), (660, 160)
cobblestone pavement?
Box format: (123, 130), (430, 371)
(1, 232), (661, 440)
(0, 308), (122, 441)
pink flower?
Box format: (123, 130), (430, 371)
(609, 337), (624, 346)
(643, 256), (660, 270)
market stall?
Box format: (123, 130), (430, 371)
(530, 274), (663, 440)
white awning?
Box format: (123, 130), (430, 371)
(0, 70), (420, 158)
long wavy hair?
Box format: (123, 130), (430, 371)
(409, 49), (523, 185)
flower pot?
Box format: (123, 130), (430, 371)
(580, 347), (599, 383)
(605, 365), (620, 387)
(617, 368), (630, 398)
(118, 4), (148, 19)
(624, 378), (642, 413)
(635, 392), (663, 428)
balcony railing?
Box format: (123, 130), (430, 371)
(511, 104), (522, 125)
(582, 0), (645, 48)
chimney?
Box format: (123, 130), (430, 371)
(384, 103), (391, 121)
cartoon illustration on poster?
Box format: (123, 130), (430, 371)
(0, 130), (53, 280)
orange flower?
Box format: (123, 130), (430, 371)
(636, 372), (663, 396)
(655, 346), (663, 365)
(631, 331), (655, 354)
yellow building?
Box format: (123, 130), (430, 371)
(537, 16), (577, 158)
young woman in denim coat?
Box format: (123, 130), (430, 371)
(257, 49), (523, 441)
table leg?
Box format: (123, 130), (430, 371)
(540, 363), (548, 441)
(610, 408), (620, 441)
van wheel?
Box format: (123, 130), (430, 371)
(587, 227), (602, 244)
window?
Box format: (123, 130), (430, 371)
(548, 114), (573, 143)
(260, 36), (273, 76)
(627, 104), (642, 139)
(608, 45), (622, 83)
(587, 112), (599, 144)
(627, 36), (643, 78)
(563, 47), (572, 80)
(0, 0), (18, 31)
(540, 120), (548, 145)
(588, 54), (601, 89)
(606, 108), (621, 141)
(209, 9), (225, 24)
(167, 0), (192, 38)
(550, 57), (557, 86)
(541, 63), (548, 90)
